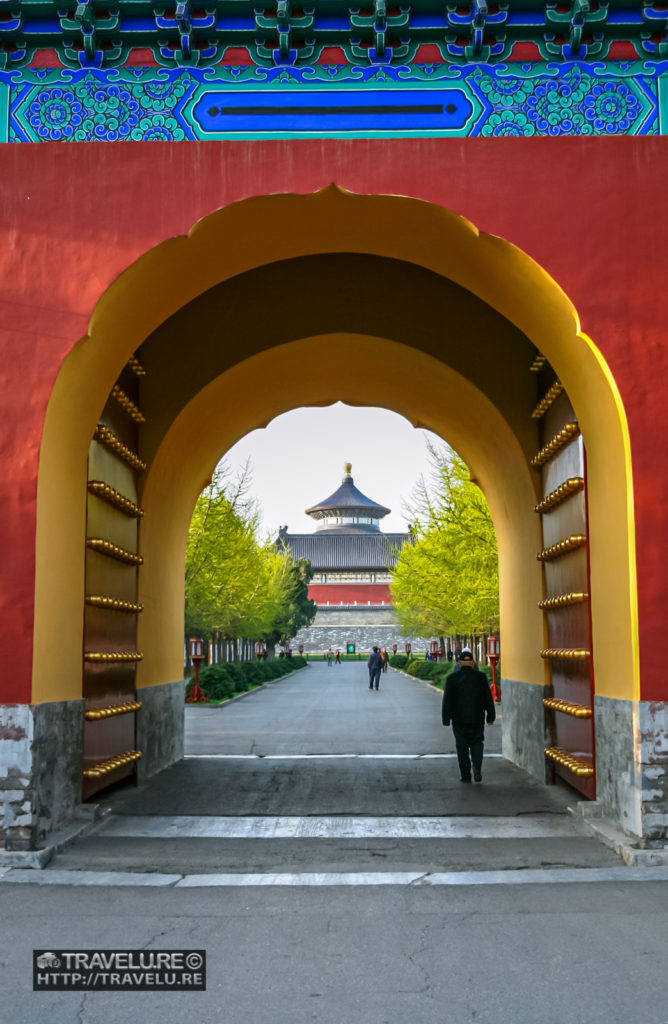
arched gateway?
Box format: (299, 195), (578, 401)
(0, 158), (664, 853)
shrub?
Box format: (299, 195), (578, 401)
(186, 653), (308, 703)
(399, 658), (457, 689)
(388, 654), (408, 669)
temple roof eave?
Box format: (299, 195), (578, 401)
(305, 464), (392, 519)
(306, 504), (391, 519)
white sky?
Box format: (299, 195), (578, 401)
(220, 403), (445, 540)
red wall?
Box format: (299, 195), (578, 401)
(1, 137), (667, 702)
(308, 584), (393, 606)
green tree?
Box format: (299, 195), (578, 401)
(390, 443), (499, 637)
(185, 464), (316, 651)
(185, 464), (267, 640)
(263, 554), (317, 653)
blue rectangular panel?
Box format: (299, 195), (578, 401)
(193, 88), (473, 133)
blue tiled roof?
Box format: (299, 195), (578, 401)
(305, 468), (390, 519)
(280, 532), (409, 569)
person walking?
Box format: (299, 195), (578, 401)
(335, 649), (341, 665)
(442, 649), (495, 782)
(326, 649), (333, 666)
(380, 647), (389, 673)
(367, 646), (383, 690)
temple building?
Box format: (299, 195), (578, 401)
(278, 464), (412, 652)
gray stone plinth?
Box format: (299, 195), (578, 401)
(33, 699), (85, 842)
(501, 677), (553, 782)
(0, 699), (84, 850)
(593, 695), (641, 838)
(135, 680), (185, 784)
(637, 701), (668, 841)
(594, 696), (668, 843)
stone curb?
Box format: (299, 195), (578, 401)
(572, 806), (668, 867)
(185, 663), (310, 709)
(5, 864), (668, 888)
(390, 667), (442, 694)
(0, 805), (111, 870)
(392, 668), (504, 717)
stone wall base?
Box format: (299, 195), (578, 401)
(501, 683), (668, 844)
(1, 684), (185, 850)
(594, 696), (668, 844)
(136, 679), (185, 784)
(501, 677), (553, 782)
(0, 700), (84, 850)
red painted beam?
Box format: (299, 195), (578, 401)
(308, 583), (393, 605)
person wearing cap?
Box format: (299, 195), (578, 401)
(442, 649), (496, 783)
(367, 646), (383, 690)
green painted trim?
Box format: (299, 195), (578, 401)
(659, 75), (668, 133)
(0, 83), (8, 143)
(3, 62), (663, 141)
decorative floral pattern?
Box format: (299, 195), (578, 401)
(3, 61), (661, 142)
(581, 80), (643, 133)
(11, 70), (195, 141)
(476, 67), (654, 136)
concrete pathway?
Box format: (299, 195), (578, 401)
(27, 662), (623, 879)
(5, 664), (667, 1024)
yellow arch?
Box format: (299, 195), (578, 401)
(137, 333), (544, 691)
(33, 187), (638, 706)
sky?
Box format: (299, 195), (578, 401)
(220, 403), (446, 539)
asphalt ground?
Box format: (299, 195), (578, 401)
(37, 662), (621, 875)
(4, 661), (668, 1024)
(3, 881), (668, 1024)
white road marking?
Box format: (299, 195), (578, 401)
(183, 753), (503, 760)
(96, 814), (576, 840)
(3, 866), (668, 888)
(1, 869), (181, 886)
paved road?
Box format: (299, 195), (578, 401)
(31, 662), (618, 874)
(3, 878), (668, 1024)
(184, 657), (481, 755)
(5, 661), (665, 1024)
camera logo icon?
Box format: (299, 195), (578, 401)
(36, 952), (61, 969)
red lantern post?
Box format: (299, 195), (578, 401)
(392, 643), (397, 655)
(255, 641), (266, 661)
(487, 636), (501, 702)
(186, 637), (209, 703)
(405, 642), (412, 656)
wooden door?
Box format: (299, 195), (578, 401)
(532, 357), (595, 798)
(82, 357), (146, 799)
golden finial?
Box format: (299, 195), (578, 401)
(344, 462), (352, 477)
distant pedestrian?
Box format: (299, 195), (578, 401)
(327, 649), (333, 666)
(335, 649), (341, 665)
(368, 646), (383, 690)
(380, 647), (389, 673)
(441, 649), (495, 783)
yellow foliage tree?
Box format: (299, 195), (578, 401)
(390, 443), (499, 637)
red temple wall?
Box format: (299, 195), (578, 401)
(0, 137), (667, 701)
(308, 584), (393, 606)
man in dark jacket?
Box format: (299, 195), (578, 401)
(442, 649), (496, 782)
(368, 646), (383, 690)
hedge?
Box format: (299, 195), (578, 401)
(185, 655), (307, 703)
(392, 656), (496, 692)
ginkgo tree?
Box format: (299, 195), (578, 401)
(390, 442), (499, 638)
(185, 464), (315, 648)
